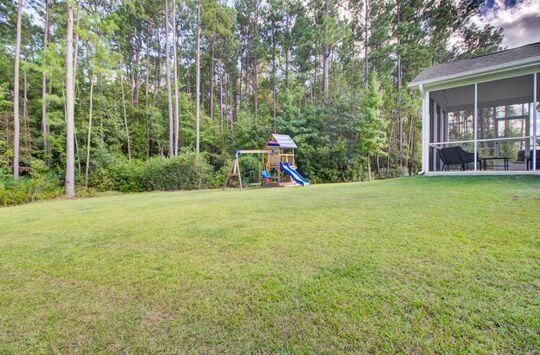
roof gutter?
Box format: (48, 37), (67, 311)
(408, 55), (540, 89)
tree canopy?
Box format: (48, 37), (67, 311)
(0, 0), (503, 193)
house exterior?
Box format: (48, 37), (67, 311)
(409, 42), (540, 175)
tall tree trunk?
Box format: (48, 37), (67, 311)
(42, 0), (49, 160)
(4, 112), (9, 149)
(164, 0), (174, 157)
(172, 0), (180, 155)
(210, 41), (215, 121)
(155, 28), (162, 91)
(12, 0), (23, 179)
(252, 0), (259, 123)
(73, 7), (80, 87)
(238, 60), (243, 105)
(219, 57), (224, 130)
(363, 0), (369, 88)
(73, 7), (81, 175)
(322, 0), (330, 102)
(120, 74), (132, 161)
(285, 14), (290, 89)
(408, 115), (415, 175)
(75, 122), (81, 173)
(85, 75), (94, 187)
(65, 2), (76, 197)
(395, 0), (403, 173)
(151, 28), (162, 156)
(233, 61), (239, 122)
(386, 121), (394, 178)
(145, 26), (151, 156)
(376, 154), (380, 178)
(311, 67), (315, 105)
(134, 36), (142, 107)
(23, 69), (31, 153)
(195, 0), (201, 153)
(272, 20), (277, 131)
(145, 27), (151, 98)
(367, 155), (372, 181)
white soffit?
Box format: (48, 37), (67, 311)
(430, 74), (534, 111)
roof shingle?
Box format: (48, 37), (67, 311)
(410, 42), (540, 87)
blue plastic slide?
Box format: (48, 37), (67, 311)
(280, 162), (310, 186)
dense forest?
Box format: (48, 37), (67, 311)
(0, 0), (504, 202)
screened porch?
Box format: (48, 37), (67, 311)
(426, 73), (539, 173)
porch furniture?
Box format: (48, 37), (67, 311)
(516, 149), (540, 170)
(481, 157), (509, 171)
(522, 150), (540, 170)
(438, 146), (481, 171)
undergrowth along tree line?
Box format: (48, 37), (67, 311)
(0, 0), (503, 203)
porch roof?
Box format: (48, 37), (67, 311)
(409, 42), (540, 89)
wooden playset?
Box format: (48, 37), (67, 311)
(223, 134), (309, 189)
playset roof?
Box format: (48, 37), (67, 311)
(271, 134), (297, 149)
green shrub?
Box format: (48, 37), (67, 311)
(1, 153), (218, 206)
(141, 154), (211, 191)
(0, 177), (31, 206)
(0, 161), (63, 206)
(90, 151), (217, 193)
(107, 159), (146, 193)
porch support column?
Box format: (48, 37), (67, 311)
(474, 83), (478, 171)
(494, 107), (499, 157)
(420, 85), (430, 173)
(432, 103), (438, 172)
(534, 73), (538, 171)
(527, 104), (531, 155)
(444, 111), (449, 143)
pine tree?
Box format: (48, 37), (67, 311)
(12, 0), (23, 179)
(195, 0), (201, 153)
(165, 0), (174, 157)
(65, 1), (76, 197)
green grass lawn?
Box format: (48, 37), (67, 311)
(0, 176), (539, 352)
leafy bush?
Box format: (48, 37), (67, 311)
(1, 153), (219, 206)
(0, 177), (32, 206)
(0, 160), (63, 206)
(90, 151), (217, 192)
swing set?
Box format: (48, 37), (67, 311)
(224, 150), (271, 189)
